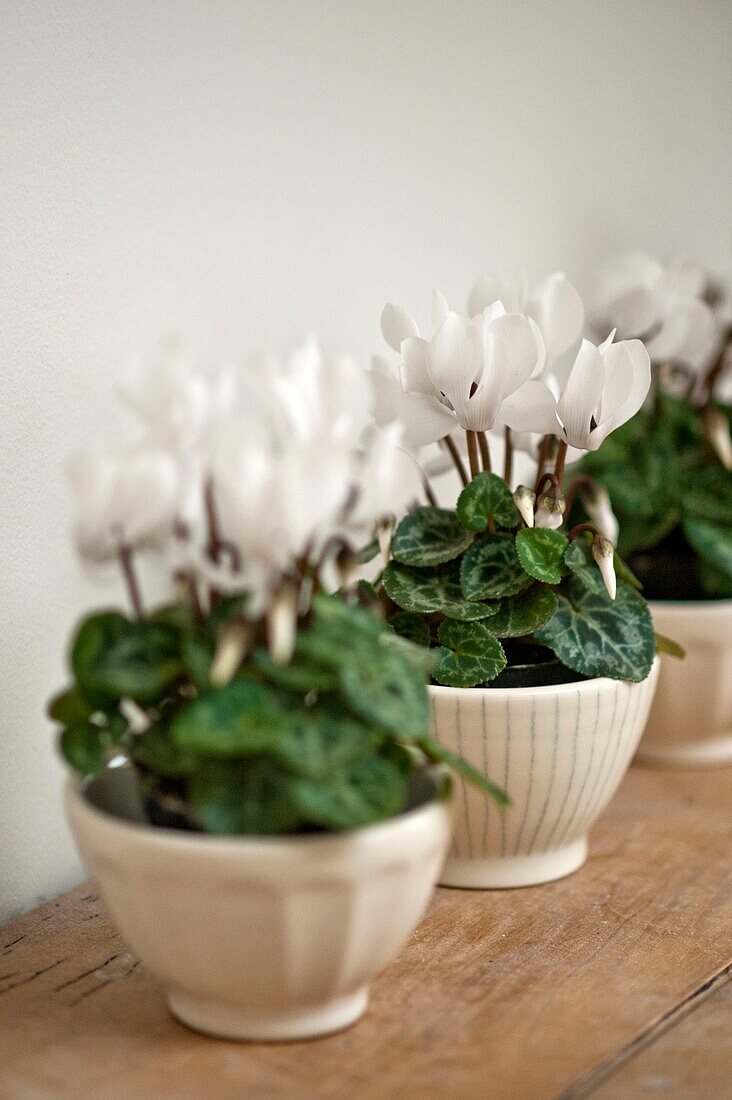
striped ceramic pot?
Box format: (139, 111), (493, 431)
(429, 658), (659, 889)
(636, 600), (732, 766)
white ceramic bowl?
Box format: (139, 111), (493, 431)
(65, 766), (451, 1041)
(637, 599), (732, 766)
(428, 658), (659, 889)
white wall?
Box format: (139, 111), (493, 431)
(1, 0), (730, 921)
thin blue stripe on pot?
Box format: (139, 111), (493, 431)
(557, 686), (601, 847)
(528, 692), (560, 854)
(501, 695), (512, 858)
(589, 680), (633, 829)
(513, 697), (537, 855)
(455, 695), (473, 857)
(579, 681), (619, 833)
(481, 693), (490, 854)
(543, 689), (582, 851)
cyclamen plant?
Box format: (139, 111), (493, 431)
(49, 339), (502, 835)
(372, 271), (666, 687)
(577, 253), (732, 599)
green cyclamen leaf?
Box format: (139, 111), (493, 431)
(132, 723), (198, 778)
(515, 528), (568, 584)
(564, 536), (605, 593)
(170, 680), (289, 757)
(417, 734), (508, 806)
(655, 633), (686, 660)
(190, 759), (301, 835)
(339, 641), (429, 739)
(252, 648), (339, 693)
(698, 560), (732, 599)
(71, 613), (184, 706)
(486, 586), (559, 638)
(391, 506), (474, 566)
(682, 516), (732, 579)
(291, 754), (408, 830)
(47, 686), (93, 725)
(460, 534), (532, 601)
(433, 620), (507, 688)
(535, 576), (655, 682)
(59, 720), (106, 776)
(383, 560), (500, 621)
(388, 611), (432, 648)
(456, 472), (519, 532)
(274, 707), (384, 780)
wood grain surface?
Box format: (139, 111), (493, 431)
(1, 766), (730, 1099)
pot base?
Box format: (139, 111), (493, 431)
(438, 838), (588, 889)
(168, 986), (369, 1042)
(636, 733), (732, 768)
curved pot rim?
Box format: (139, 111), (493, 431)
(66, 768), (450, 855)
(428, 654), (660, 699)
(648, 597), (732, 614)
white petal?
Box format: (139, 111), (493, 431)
(645, 311), (691, 360)
(604, 287), (657, 337)
(468, 273), (504, 318)
(401, 336), (434, 394)
(370, 371), (455, 447)
(430, 289), (450, 330)
(427, 312), (483, 419)
(529, 273), (585, 367)
(380, 303), (419, 353)
(589, 339), (651, 449)
(484, 312), (542, 396)
(501, 379), (559, 435)
(675, 299), (717, 364)
(460, 332), (509, 430)
(535, 505), (564, 530)
(555, 340), (605, 449)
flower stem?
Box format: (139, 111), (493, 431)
(567, 521), (599, 542)
(466, 431), (481, 480)
(421, 473), (438, 507)
(503, 426), (513, 486)
(204, 479), (223, 564)
(554, 440), (568, 486)
(563, 473), (597, 518)
(534, 434), (553, 492)
(442, 435), (469, 487)
(702, 330), (732, 404)
(478, 431), (492, 473)
(119, 545), (143, 619)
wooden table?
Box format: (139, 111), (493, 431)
(1, 766), (730, 1099)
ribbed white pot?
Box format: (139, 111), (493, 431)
(65, 767), (451, 1041)
(429, 658), (659, 889)
(637, 600), (732, 766)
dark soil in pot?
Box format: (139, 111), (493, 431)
(480, 643), (588, 689)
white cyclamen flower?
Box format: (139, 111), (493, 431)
(469, 270), (585, 381)
(369, 356), (455, 448)
(501, 334), (651, 452)
(67, 444), (180, 563)
(117, 336), (210, 454)
(593, 252), (717, 371)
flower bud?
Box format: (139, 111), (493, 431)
(582, 485), (619, 546)
(210, 620), (252, 685)
(535, 485), (565, 530)
(513, 485), (536, 528)
(266, 581), (299, 666)
(703, 407), (732, 471)
(592, 534), (617, 600)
